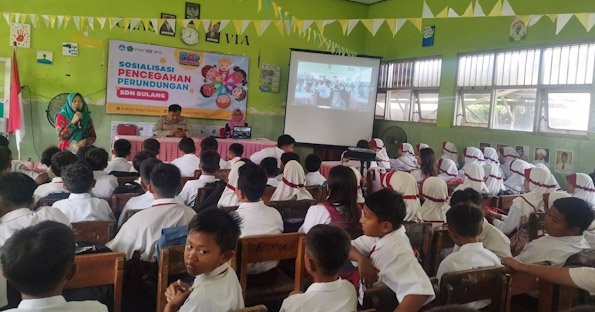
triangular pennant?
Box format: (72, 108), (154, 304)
(182, 19), (191, 27)
(259, 20), (271, 36)
(109, 17), (121, 30)
(232, 20), (243, 34)
(274, 20), (285, 35)
(422, 1), (434, 19)
(347, 19), (358, 35)
(409, 18), (422, 31)
(315, 20), (325, 33)
(122, 18), (131, 30)
(588, 13), (595, 31)
(56, 15), (64, 29)
(150, 18), (158, 34)
(14, 13), (21, 23)
(42, 15), (50, 27)
(528, 15), (543, 27)
(166, 18), (175, 32)
(574, 13), (594, 31)
(385, 19), (396, 36)
(29, 14), (38, 28)
(3, 13), (12, 25)
(294, 19), (305, 34)
(361, 19), (375, 35)
(64, 15), (71, 28)
(241, 20), (250, 34)
(501, 0), (516, 16)
(303, 20), (313, 33)
(284, 19), (292, 35)
(436, 6), (448, 18)
(462, 3), (474, 17)
(49, 15), (56, 28)
(257, 0), (263, 13)
(372, 19), (384, 35)
(97, 17), (107, 30)
(489, 0), (502, 17)
(474, 0), (485, 17)
(220, 20), (230, 31)
(448, 8), (460, 18)
(546, 14), (557, 23)
(130, 18), (141, 30)
(201, 19), (211, 33)
(86, 16), (94, 31)
(192, 19), (201, 29)
(338, 19), (348, 35)
(556, 14), (572, 35)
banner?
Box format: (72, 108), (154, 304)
(106, 40), (249, 119)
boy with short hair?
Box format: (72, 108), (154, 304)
(52, 162), (115, 223)
(200, 137), (227, 168)
(350, 189), (434, 311)
(179, 151), (221, 206)
(250, 134), (295, 165)
(107, 163), (196, 261)
(280, 224), (356, 312)
(164, 209), (244, 312)
(305, 154), (327, 187)
(85, 148), (118, 198)
(515, 197), (592, 266)
(171, 137), (200, 177)
(142, 138), (161, 156)
(118, 158), (162, 228)
(131, 150), (156, 174)
(1, 221), (107, 312)
(221, 143), (244, 170)
(33, 151), (77, 199)
(105, 139), (132, 173)
(260, 157), (280, 187)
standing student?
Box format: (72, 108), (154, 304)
(249, 134), (295, 165)
(304, 154), (327, 187)
(369, 138), (390, 169)
(105, 139), (132, 173)
(118, 158), (162, 228)
(171, 137), (200, 178)
(85, 148), (118, 198)
(383, 171), (422, 222)
(178, 151), (220, 207)
(437, 158), (460, 183)
(260, 157), (280, 187)
(392, 143), (418, 172)
(411, 148), (437, 182)
(420, 177), (450, 227)
(499, 146), (519, 180)
(453, 163), (489, 195)
(217, 160), (245, 208)
(33, 151), (77, 199)
(221, 143), (244, 170)
(503, 159), (534, 194)
(441, 141), (458, 165)
(459, 147), (485, 178)
(270, 160), (313, 201)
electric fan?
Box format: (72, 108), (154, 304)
(46, 93), (70, 127)
(379, 126), (407, 158)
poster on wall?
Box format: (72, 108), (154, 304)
(106, 40), (249, 120)
(555, 149), (573, 174)
(10, 23), (31, 48)
(259, 64), (280, 93)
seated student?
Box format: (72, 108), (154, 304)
(515, 197), (592, 266)
(270, 160), (313, 201)
(369, 138), (391, 169)
(503, 159), (533, 194)
(437, 203), (501, 310)
(142, 138), (161, 157)
(420, 176), (450, 227)
(437, 158), (461, 184)
(300, 165), (361, 234)
(567, 173), (595, 248)
(199, 137), (227, 169)
(260, 157), (280, 187)
(391, 143), (418, 172)
(217, 160), (246, 208)
(234, 162), (283, 274)
(0, 173), (71, 247)
(104, 139), (132, 173)
(221, 143), (244, 170)
(35, 146), (61, 185)
(85, 148), (118, 198)
(118, 158), (162, 228)
(130, 150), (156, 174)
(1, 221), (108, 312)
(280, 224), (357, 312)
(383, 171), (423, 222)
(179, 151), (220, 207)
(453, 163), (489, 195)
(350, 189), (435, 310)
(305, 154), (327, 187)
(171, 137), (200, 178)
(33, 151), (77, 199)
(250, 134), (295, 165)
(107, 163), (196, 261)
(458, 147), (485, 178)
(484, 162), (505, 197)
(164, 209), (244, 312)
(411, 148), (438, 182)
(450, 188), (511, 258)
(280, 152), (300, 171)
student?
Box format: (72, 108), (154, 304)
(300, 165), (361, 234)
(33, 151), (77, 199)
(437, 158), (460, 183)
(482, 147), (500, 166)
(260, 157), (280, 187)
(411, 147), (437, 182)
(441, 141), (458, 165)
(107, 163), (196, 261)
(566, 173), (595, 248)
(1, 221), (108, 312)
(104, 139), (132, 173)
(416, 143), (430, 154)
(217, 160), (245, 208)
(391, 143), (418, 172)
(171, 137), (200, 178)
(118, 158), (162, 228)
(515, 197), (592, 266)
(221, 143), (244, 170)
(179, 151), (220, 207)
(369, 138), (390, 169)
(280, 225), (357, 312)
(75, 145), (95, 163)
(503, 159), (534, 194)
(142, 138), (161, 156)
(234, 162), (283, 274)
(484, 162), (505, 196)
(349, 166), (365, 204)
(453, 163), (489, 195)
(350, 189), (435, 310)
(280, 152), (301, 171)
(270, 160), (313, 201)
(131, 150), (156, 174)
(0, 173), (71, 247)
(85, 148), (118, 198)
(163, 209), (244, 312)
(250, 134), (295, 165)
(498, 146), (519, 180)
(52, 162), (115, 223)
(37, 146), (61, 183)
(458, 147), (485, 178)
(199, 137), (227, 169)
(382, 171), (422, 222)
(304, 154), (327, 187)
(420, 177), (450, 227)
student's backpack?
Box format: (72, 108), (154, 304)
(193, 180), (227, 212)
(113, 182), (144, 195)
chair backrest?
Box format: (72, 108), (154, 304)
(65, 252), (125, 312)
(402, 222), (433, 271)
(35, 192), (70, 209)
(268, 199), (317, 232)
(218, 169), (231, 182)
(110, 193), (139, 219)
(360, 283), (398, 312)
(121, 209), (143, 226)
(194, 169), (202, 178)
(193, 181), (227, 213)
(156, 245), (187, 312)
(72, 221), (116, 244)
(305, 185), (327, 203)
(261, 186), (277, 205)
(498, 195), (519, 211)
(528, 212), (546, 241)
(439, 266), (510, 312)
(116, 124), (138, 136)
(543, 193), (551, 212)
(232, 305), (268, 312)
(430, 228), (455, 276)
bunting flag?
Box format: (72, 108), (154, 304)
(436, 7), (449, 18)
(28, 14), (37, 28)
(97, 17), (107, 30)
(219, 20), (231, 32)
(575, 13), (595, 31)
(409, 18), (422, 31)
(130, 18), (141, 30)
(64, 16), (71, 28)
(448, 8), (459, 18)
(14, 13), (21, 23)
(150, 18), (158, 33)
(386, 18), (406, 36)
(255, 20), (271, 37)
(462, 3), (473, 17)
(528, 15), (543, 27)
(422, 1), (434, 19)
(49, 15), (56, 28)
(474, 0), (485, 17)
(338, 19), (349, 35)
(201, 19), (211, 33)
(3, 13), (11, 25)
(501, 0), (516, 16)
(42, 15), (50, 28)
(556, 14), (573, 34)
(303, 20), (313, 33)
(109, 17), (121, 30)
(489, 0), (502, 17)
(346, 19), (358, 35)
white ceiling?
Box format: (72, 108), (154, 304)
(344, 0), (385, 4)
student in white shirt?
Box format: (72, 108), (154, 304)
(199, 137), (229, 170)
(260, 157), (280, 187)
(515, 197), (592, 266)
(142, 138), (161, 158)
(369, 138), (391, 169)
(107, 164), (196, 262)
(411, 147), (437, 183)
(383, 171), (423, 222)
(1, 221), (107, 312)
(118, 158), (162, 228)
(52, 162), (115, 223)
(217, 160), (245, 208)
(164, 209), (244, 312)
(0, 173), (71, 247)
(130, 150), (157, 174)
(34, 146), (61, 185)
(391, 143), (418, 172)
(349, 189), (435, 311)
(503, 158), (533, 194)
(458, 147), (485, 178)
(281, 225), (357, 312)
(171, 137), (200, 178)
(104, 138), (132, 173)
(453, 163), (489, 195)
(85, 148), (118, 198)
(420, 177), (450, 227)
(498, 146), (519, 180)
(34, 151), (77, 199)
(566, 173), (595, 248)
(305, 154), (327, 187)
(220, 143), (243, 170)
(179, 151), (220, 207)
(271, 160), (313, 201)
(250, 134), (295, 165)
(234, 162), (283, 274)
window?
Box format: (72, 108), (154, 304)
(377, 57), (442, 123)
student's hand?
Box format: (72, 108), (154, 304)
(502, 257), (524, 271)
(165, 279), (193, 309)
(358, 258), (378, 289)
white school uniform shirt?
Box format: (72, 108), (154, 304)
(220, 156), (241, 170)
(106, 198), (196, 262)
(104, 157), (132, 173)
(179, 263), (244, 312)
(305, 171), (327, 187)
(170, 153), (201, 177)
(569, 267), (595, 295)
(0, 207), (71, 247)
(52, 193), (115, 223)
(299, 204), (335, 233)
(118, 191), (154, 228)
(33, 177), (66, 199)
(267, 177), (280, 187)
(236, 201), (284, 274)
(250, 146), (284, 165)
(515, 235), (590, 266)
(478, 219), (512, 258)
(178, 175), (218, 206)
(91, 171), (118, 198)
(351, 227), (435, 305)
(280, 278), (357, 312)
(4, 296), (107, 312)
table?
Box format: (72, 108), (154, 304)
(115, 135), (276, 162)
(320, 160), (361, 179)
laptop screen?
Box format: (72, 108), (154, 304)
(232, 126), (252, 139)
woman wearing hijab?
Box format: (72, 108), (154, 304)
(55, 92), (96, 151)
(503, 159), (534, 194)
(499, 146), (519, 179)
(459, 147), (485, 178)
(383, 171), (422, 222)
(454, 163), (489, 195)
(391, 143), (418, 172)
(484, 163), (505, 196)
(437, 158), (461, 183)
(369, 138), (390, 169)
(270, 160), (313, 201)
(420, 177), (450, 227)
(217, 160), (245, 207)
(566, 173), (595, 249)
(441, 141), (458, 166)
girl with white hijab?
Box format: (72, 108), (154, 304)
(416, 143), (430, 153)
(420, 177), (450, 227)
(437, 158), (460, 183)
(499, 147), (519, 179)
(454, 163), (489, 195)
(441, 141), (458, 165)
(459, 147), (485, 177)
(349, 166), (365, 204)
(391, 143), (418, 172)
(217, 160), (245, 207)
(383, 171), (423, 222)
(504, 159), (534, 194)
(484, 163), (505, 196)
(369, 138), (391, 169)
(483, 147), (500, 166)
(566, 173), (595, 249)
(270, 160), (313, 201)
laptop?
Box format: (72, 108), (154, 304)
(232, 126), (252, 139)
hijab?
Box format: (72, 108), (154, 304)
(369, 138), (390, 169)
(535, 163), (561, 190)
(60, 92), (92, 142)
(437, 158), (459, 182)
(499, 147), (519, 179)
(504, 159), (534, 194)
(385, 171), (422, 222)
(441, 141), (458, 165)
(484, 163), (505, 196)
(459, 147), (485, 177)
(416, 143), (430, 154)
(349, 166), (365, 204)
(454, 163), (489, 195)
(228, 109), (246, 129)
(393, 143), (418, 172)
(567, 173), (595, 207)
(483, 147), (500, 166)
(270, 160), (313, 201)
(548, 190), (571, 209)
(420, 177), (450, 225)
(513, 167), (558, 215)
(217, 160), (245, 207)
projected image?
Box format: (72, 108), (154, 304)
(293, 61), (373, 111)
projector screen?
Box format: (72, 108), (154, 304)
(284, 50), (380, 146)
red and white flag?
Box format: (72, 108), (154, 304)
(7, 49), (24, 159)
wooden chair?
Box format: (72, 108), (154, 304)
(218, 169), (231, 182)
(232, 305), (268, 312)
(110, 193), (139, 219)
(437, 266), (511, 312)
(402, 222), (433, 273)
(72, 221), (116, 244)
(65, 252), (125, 312)
(232, 233), (305, 306)
(261, 186), (276, 205)
(360, 283), (398, 312)
(192, 181), (221, 211)
(305, 185), (327, 203)
(558, 249), (595, 310)
(430, 228), (456, 276)
(268, 199), (317, 232)
(116, 175), (139, 186)
(507, 262), (556, 311)
(156, 245), (189, 312)
(528, 212), (546, 241)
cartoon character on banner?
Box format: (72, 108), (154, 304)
(200, 61), (247, 109)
